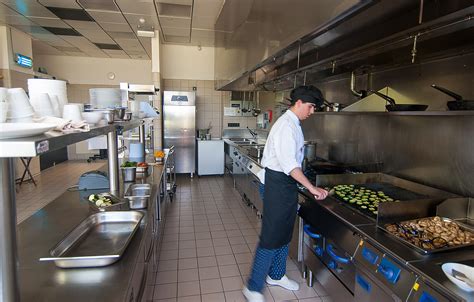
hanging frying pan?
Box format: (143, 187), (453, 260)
(431, 84), (474, 111)
(370, 90), (428, 111)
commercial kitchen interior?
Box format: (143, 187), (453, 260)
(1, 0), (474, 302)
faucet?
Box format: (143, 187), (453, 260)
(247, 127), (258, 139)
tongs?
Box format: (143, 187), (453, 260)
(452, 269), (474, 288)
(395, 223), (448, 248)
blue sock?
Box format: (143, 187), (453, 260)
(247, 244), (289, 292)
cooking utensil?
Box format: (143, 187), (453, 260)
(39, 211), (144, 268)
(370, 90), (428, 111)
(125, 184), (151, 209)
(304, 142), (317, 161)
(442, 263), (474, 292)
(121, 167), (137, 182)
(431, 84), (474, 111)
(114, 107), (126, 120)
(452, 269), (474, 288)
(103, 110), (115, 124)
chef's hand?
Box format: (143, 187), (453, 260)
(309, 186), (328, 200)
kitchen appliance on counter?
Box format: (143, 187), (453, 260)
(163, 91), (196, 176)
(196, 139), (224, 176)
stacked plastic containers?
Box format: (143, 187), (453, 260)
(28, 79), (68, 116)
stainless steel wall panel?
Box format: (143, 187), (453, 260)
(302, 113), (474, 197)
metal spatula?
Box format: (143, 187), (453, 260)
(452, 269), (474, 288)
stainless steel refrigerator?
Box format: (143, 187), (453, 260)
(163, 91), (196, 176)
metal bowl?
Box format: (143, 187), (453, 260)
(103, 111), (115, 124)
(114, 108), (126, 120)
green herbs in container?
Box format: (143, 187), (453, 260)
(121, 161), (137, 182)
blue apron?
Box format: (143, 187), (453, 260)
(259, 168), (298, 249)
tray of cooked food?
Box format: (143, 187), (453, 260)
(39, 211), (144, 268)
(87, 192), (128, 211)
(331, 183), (427, 218)
(383, 216), (474, 254)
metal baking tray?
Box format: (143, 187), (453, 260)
(124, 184), (151, 209)
(86, 192), (128, 212)
(381, 216), (474, 254)
(39, 211), (144, 268)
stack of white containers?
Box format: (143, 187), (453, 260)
(28, 79), (68, 117)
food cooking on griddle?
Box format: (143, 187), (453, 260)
(332, 184), (399, 215)
(385, 216), (473, 250)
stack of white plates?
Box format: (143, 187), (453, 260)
(28, 79), (68, 113)
(89, 88), (122, 109)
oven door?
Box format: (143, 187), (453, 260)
(304, 243), (354, 301)
(322, 238), (357, 293)
(355, 270), (400, 302)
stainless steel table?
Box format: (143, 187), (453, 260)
(18, 164), (165, 302)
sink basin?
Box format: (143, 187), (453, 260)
(229, 138), (253, 142)
(245, 145), (265, 158)
(234, 141), (258, 145)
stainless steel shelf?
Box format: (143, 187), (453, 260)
(0, 119), (144, 158)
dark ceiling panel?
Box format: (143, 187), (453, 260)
(46, 7), (94, 21)
(77, 0), (119, 11)
(43, 27), (82, 36)
(94, 43), (122, 50)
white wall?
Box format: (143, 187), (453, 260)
(161, 45), (214, 80)
(0, 26), (10, 69)
(9, 27), (34, 74)
(0, 26), (34, 74)
(34, 55), (152, 85)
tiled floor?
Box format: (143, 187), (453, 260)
(151, 174), (332, 302)
(15, 160), (105, 224)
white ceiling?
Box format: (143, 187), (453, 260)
(0, 0), (225, 59)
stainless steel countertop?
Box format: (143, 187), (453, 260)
(298, 191), (474, 301)
(223, 138), (264, 167)
(17, 163), (165, 302)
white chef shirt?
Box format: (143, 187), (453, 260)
(257, 110), (304, 184)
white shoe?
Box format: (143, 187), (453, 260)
(266, 275), (299, 291)
(242, 286), (265, 302)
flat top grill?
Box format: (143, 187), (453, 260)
(331, 182), (429, 220)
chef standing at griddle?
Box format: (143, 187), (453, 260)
(243, 85), (329, 302)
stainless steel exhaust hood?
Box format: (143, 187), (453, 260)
(215, 0), (474, 91)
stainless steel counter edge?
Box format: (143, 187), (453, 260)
(223, 139), (263, 169)
(0, 118), (156, 158)
(17, 160), (167, 302)
(297, 191), (474, 301)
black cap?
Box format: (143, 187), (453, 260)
(290, 85), (325, 107)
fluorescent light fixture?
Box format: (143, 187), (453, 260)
(15, 54), (33, 68)
(137, 30), (155, 38)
